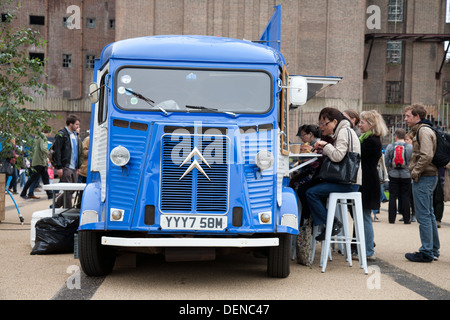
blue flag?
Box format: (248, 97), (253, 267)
(259, 5), (281, 51)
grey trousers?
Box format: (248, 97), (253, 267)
(55, 167), (78, 209)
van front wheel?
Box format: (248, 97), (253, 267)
(267, 234), (291, 278)
(78, 230), (116, 277)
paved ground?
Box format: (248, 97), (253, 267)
(1, 186), (450, 301)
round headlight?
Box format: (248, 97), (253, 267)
(255, 150), (274, 170)
(260, 212), (271, 223)
(111, 209), (123, 221)
(110, 145), (130, 167)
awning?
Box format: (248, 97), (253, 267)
(300, 75), (343, 100)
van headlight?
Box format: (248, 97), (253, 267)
(255, 150), (274, 170)
(110, 146), (130, 167)
(110, 208), (124, 221)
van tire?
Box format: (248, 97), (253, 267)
(267, 234), (291, 278)
(78, 230), (116, 277)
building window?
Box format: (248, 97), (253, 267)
(86, 55), (95, 69)
(29, 52), (44, 66)
(86, 18), (96, 28)
(63, 90), (71, 99)
(387, 40), (402, 64)
(109, 19), (115, 29)
(29, 15), (45, 25)
(388, 0), (403, 22)
(386, 81), (402, 104)
(62, 54), (72, 68)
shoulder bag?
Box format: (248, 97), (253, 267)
(317, 128), (360, 184)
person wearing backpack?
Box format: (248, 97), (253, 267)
(404, 104), (439, 263)
(384, 128), (412, 224)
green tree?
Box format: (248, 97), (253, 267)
(0, 0), (55, 155)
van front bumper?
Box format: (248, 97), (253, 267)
(101, 236), (279, 248)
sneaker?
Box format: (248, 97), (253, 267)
(434, 256), (439, 261)
(405, 252), (433, 263)
(315, 219), (343, 241)
(367, 255), (376, 261)
(315, 230), (326, 241)
(331, 219), (343, 236)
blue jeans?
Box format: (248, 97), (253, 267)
(363, 209), (375, 256)
(306, 182), (359, 226)
(412, 176), (440, 259)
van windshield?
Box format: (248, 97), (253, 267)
(115, 67), (272, 114)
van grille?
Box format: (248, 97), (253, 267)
(160, 134), (228, 213)
(241, 131), (274, 216)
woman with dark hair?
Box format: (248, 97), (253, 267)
(290, 124), (323, 225)
(296, 124), (321, 153)
(305, 107), (362, 241)
(343, 109), (361, 136)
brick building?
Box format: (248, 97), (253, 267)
(1, 0), (115, 134)
(364, 0), (450, 137)
(110, 0), (450, 139)
(2, 0), (449, 140)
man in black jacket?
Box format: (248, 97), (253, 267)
(52, 114), (83, 208)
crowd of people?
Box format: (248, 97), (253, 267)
(2, 106), (449, 266)
(1, 114), (88, 210)
(291, 104), (449, 264)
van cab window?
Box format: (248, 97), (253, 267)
(115, 67), (272, 114)
(98, 72), (109, 124)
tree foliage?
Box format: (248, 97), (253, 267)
(0, 0), (55, 153)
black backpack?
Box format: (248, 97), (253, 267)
(417, 125), (450, 168)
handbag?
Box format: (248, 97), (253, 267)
(444, 165), (450, 202)
(377, 154), (389, 183)
(1, 159), (14, 176)
(317, 128), (360, 184)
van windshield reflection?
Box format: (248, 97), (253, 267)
(115, 67), (272, 114)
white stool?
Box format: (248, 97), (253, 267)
(318, 192), (368, 274)
(310, 225), (332, 265)
(310, 201), (352, 265)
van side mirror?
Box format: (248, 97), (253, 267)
(89, 82), (99, 103)
(289, 76), (308, 107)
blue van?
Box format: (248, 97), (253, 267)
(78, 8), (338, 278)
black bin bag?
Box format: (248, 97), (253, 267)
(31, 214), (79, 255)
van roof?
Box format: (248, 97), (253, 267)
(100, 35), (284, 66)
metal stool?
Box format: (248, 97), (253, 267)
(319, 192), (367, 274)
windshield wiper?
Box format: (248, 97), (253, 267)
(125, 88), (168, 116)
(185, 105), (236, 117)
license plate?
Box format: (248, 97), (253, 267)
(160, 215), (227, 231)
